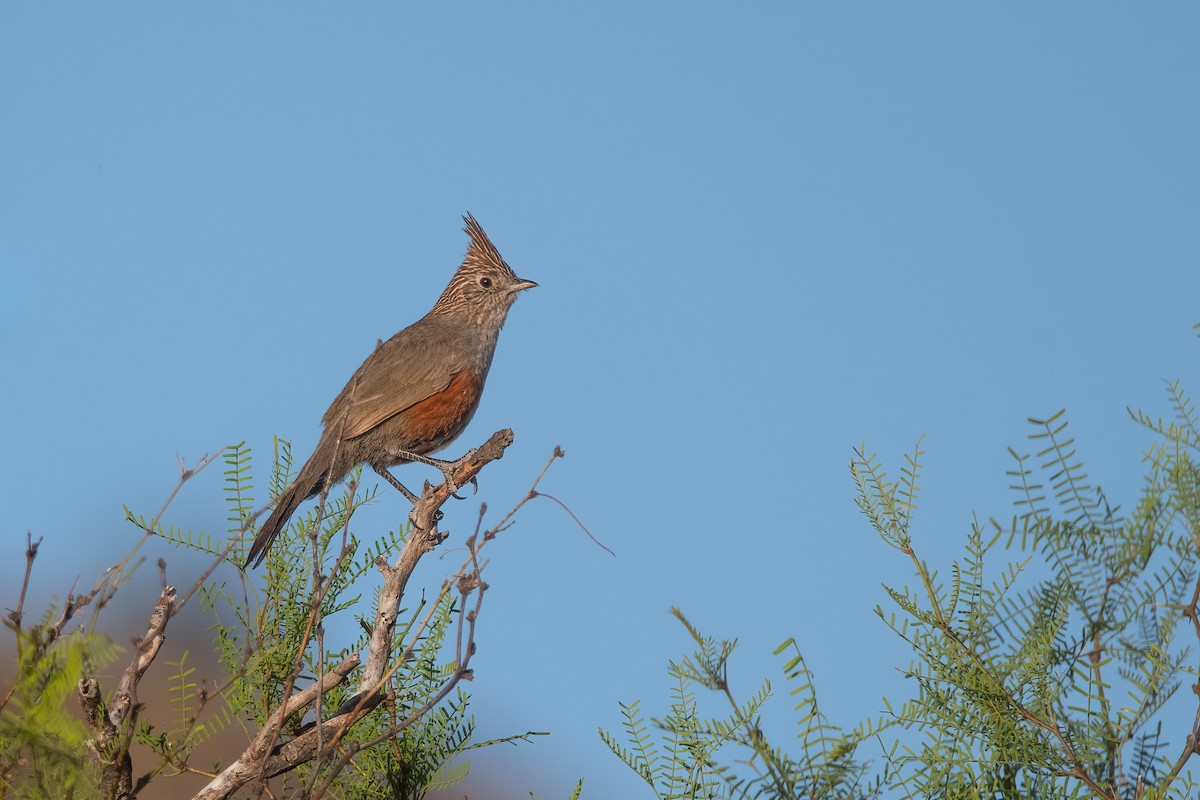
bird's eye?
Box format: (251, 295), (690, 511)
(479, 277), (493, 288)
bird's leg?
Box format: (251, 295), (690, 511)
(393, 449), (479, 498)
(372, 465), (445, 525)
(372, 465), (450, 530)
(372, 465), (420, 504)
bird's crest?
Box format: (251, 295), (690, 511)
(462, 213), (513, 275)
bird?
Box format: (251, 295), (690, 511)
(245, 214), (536, 567)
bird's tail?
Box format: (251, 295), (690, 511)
(245, 454), (328, 568)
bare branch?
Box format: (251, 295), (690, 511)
(357, 429), (513, 696)
(189, 429), (536, 798)
(6, 532), (40, 629)
(191, 655), (361, 800)
(78, 584), (177, 798)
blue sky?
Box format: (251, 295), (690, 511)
(2, 4), (1198, 798)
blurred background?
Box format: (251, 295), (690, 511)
(2, 4), (1197, 798)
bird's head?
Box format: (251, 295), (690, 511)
(433, 213), (537, 327)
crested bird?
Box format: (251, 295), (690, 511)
(246, 214), (535, 567)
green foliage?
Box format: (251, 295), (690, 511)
(0, 610), (120, 799)
(134, 650), (239, 784)
(601, 610), (885, 800)
(529, 779), (585, 800)
(828, 379), (1194, 799)
(852, 381), (1200, 797)
(609, 341), (1199, 799)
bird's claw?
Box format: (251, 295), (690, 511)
(408, 507), (445, 530)
(450, 477), (479, 501)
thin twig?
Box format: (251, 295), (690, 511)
(7, 532), (40, 630)
(535, 491), (614, 556)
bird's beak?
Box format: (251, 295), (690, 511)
(510, 278), (538, 293)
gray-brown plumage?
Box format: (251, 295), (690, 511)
(246, 214), (536, 567)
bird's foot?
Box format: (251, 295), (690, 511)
(383, 448), (483, 505)
(408, 505), (444, 529)
(394, 449), (480, 500)
(450, 476), (479, 500)
(446, 454), (478, 499)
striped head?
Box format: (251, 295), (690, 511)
(431, 214), (537, 328)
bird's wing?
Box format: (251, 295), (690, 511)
(323, 323), (468, 441)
